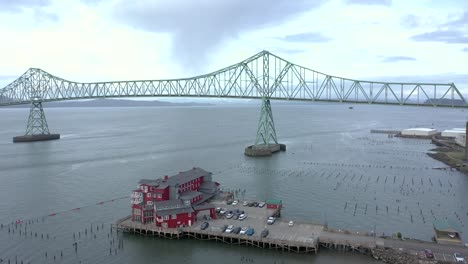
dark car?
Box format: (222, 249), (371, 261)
(232, 227), (242, 234)
(246, 228), (255, 236)
(200, 222), (209, 230)
(233, 214), (239, 220)
(221, 225), (228, 232)
(226, 200), (233, 205)
(253, 202), (259, 207)
(247, 202), (255, 207)
(261, 229), (269, 238)
(424, 249), (433, 258)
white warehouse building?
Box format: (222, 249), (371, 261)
(401, 128), (438, 136)
(441, 129), (466, 138)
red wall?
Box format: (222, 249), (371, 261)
(155, 212), (195, 228)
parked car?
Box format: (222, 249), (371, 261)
(448, 232), (457, 238)
(225, 225), (235, 233)
(215, 207), (221, 213)
(233, 214), (239, 220)
(200, 222), (209, 230)
(261, 229), (269, 238)
(288, 221), (294, 227)
(240, 227), (248, 235)
(219, 208), (227, 215)
(242, 201), (249, 206)
(221, 225), (228, 232)
(226, 200), (233, 205)
(226, 213), (234, 219)
(247, 202), (255, 207)
(258, 202), (265, 208)
(232, 227), (242, 234)
(232, 200), (238, 206)
(424, 249), (433, 258)
(454, 252), (464, 262)
(253, 202), (259, 207)
(246, 228), (255, 236)
(267, 216), (276, 225)
(239, 213), (247, 221)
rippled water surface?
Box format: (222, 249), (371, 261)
(0, 103), (466, 263)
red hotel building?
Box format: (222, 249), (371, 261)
(131, 167), (219, 228)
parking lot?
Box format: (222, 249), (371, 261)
(188, 200), (323, 246)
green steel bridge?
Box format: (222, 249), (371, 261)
(0, 50), (466, 148)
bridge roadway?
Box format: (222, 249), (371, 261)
(116, 200), (468, 262)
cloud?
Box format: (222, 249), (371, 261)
(381, 56), (417, 63)
(111, 0), (325, 71)
(410, 30), (468, 44)
(0, 0), (50, 13)
(463, 47), (468, 52)
(408, 11), (468, 44)
(269, 48), (308, 55)
(400, 14), (420, 28)
(345, 0), (392, 6)
(279, 32), (332, 43)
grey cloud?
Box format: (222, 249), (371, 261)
(111, 0), (325, 72)
(446, 11), (468, 26)
(345, 0), (392, 6)
(279, 32), (332, 43)
(380, 56), (416, 63)
(410, 30), (468, 44)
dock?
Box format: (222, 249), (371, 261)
(115, 201), (468, 262)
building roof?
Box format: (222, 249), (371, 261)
(179, 190), (202, 200)
(433, 219), (461, 233)
(193, 203), (215, 211)
(166, 167), (211, 186)
(155, 207), (194, 217)
(154, 199), (187, 211)
(403, 128), (436, 132)
(266, 199), (282, 205)
(199, 181), (217, 194)
(138, 178), (168, 188)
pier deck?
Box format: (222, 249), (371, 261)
(116, 201), (468, 261)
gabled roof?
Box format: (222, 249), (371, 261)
(179, 190), (202, 200)
(154, 199), (187, 211)
(166, 167), (211, 186)
(433, 219), (461, 233)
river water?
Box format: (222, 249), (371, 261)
(0, 103), (467, 263)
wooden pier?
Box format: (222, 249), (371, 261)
(114, 202), (468, 261)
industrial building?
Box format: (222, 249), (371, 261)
(401, 128), (438, 137)
(131, 167), (219, 227)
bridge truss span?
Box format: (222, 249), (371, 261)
(0, 50), (465, 107)
(0, 50), (466, 148)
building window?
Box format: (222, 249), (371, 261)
(147, 193), (151, 198)
(156, 193), (162, 199)
(188, 213), (191, 217)
(172, 214), (177, 219)
(163, 215), (169, 220)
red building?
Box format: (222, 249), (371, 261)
(131, 167), (219, 227)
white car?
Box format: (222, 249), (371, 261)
(267, 216), (276, 225)
(232, 200), (238, 205)
(225, 225), (235, 233)
(288, 221), (294, 227)
(242, 201), (249, 206)
(239, 227), (248, 235)
(454, 252), (464, 262)
(239, 213), (247, 221)
(258, 202), (265, 208)
(219, 208), (226, 215)
(226, 213), (234, 219)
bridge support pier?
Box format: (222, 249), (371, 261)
(13, 100), (60, 143)
(245, 98), (285, 157)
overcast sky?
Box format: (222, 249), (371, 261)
(0, 0), (467, 90)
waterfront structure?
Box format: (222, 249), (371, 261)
(131, 167), (219, 227)
(401, 128), (438, 137)
(266, 199), (282, 210)
(433, 220), (463, 245)
(442, 129), (466, 138)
